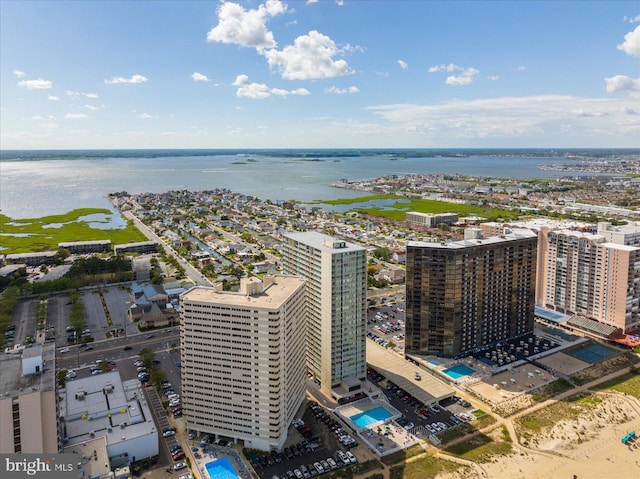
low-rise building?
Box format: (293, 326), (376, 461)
(61, 371), (158, 469)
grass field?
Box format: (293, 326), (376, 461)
(389, 452), (465, 479)
(318, 194), (519, 221)
(0, 209), (146, 254)
(594, 369), (640, 398)
(443, 432), (512, 463)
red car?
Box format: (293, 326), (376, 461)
(172, 451), (185, 461)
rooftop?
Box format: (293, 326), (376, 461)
(0, 343), (56, 398)
(284, 231), (366, 254)
(181, 275), (305, 309)
(408, 228), (536, 250)
(62, 371), (156, 447)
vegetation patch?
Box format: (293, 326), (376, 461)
(594, 368), (640, 398)
(389, 452), (466, 479)
(443, 432), (512, 463)
(0, 209), (146, 254)
(381, 445), (425, 466)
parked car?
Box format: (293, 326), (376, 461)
(172, 451), (185, 461)
(173, 462), (187, 471)
(163, 430), (176, 437)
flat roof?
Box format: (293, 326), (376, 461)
(0, 343), (55, 397)
(366, 341), (454, 405)
(182, 275), (305, 309)
(284, 231), (366, 253)
(63, 371), (156, 447)
(409, 228), (536, 250)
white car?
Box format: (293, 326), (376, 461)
(345, 451), (357, 464)
(65, 371), (76, 379)
(164, 430), (176, 437)
(59, 347), (70, 354)
(173, 462), (187, 471)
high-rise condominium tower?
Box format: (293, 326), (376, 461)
(282, 232), (367, 401)
(180, 276), (306, 451)
(405, 229), (537, 358)
(536, 222), (640, 333)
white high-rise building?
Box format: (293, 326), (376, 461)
(180, 276), (306, 451)
(282, 232), (367, 401)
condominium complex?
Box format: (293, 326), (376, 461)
(180, 276), (307, 452)
(536, 222), (640, 333)
(405, 211), (459, 228)
(282, 232), (367, 401)
(0, 344), (60, 453)
(405, 229), (537, 358)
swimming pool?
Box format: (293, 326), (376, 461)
(205, 457), (240, 479)
(567, 343), (618, 363)
(443, 364), (475, 379)
(349, 405), (394, 428)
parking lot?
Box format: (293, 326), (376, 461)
(366, 367), (475, 441)
(252, 400), (361, 479)
(367, 302), (406, 350)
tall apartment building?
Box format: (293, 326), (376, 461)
(405, 229), (537, 358)
(0, 344), (60, 453)
(180, 276), (307, 452)
(282, 232), (367, 401)
(536, 225), (640, 333)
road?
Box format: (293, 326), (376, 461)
(57, 328), (180, 371)
(122, 210), (212, 287)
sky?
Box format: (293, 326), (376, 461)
(1, 0), (639, 150)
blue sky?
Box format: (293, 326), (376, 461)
(1, 0), (638, 149)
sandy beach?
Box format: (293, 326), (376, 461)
(435, 391), (640, 479)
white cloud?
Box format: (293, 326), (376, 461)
(39, 122), (58, 130)
(446, 76), (473, 86)
(85, 105), (102, 111)
(48, 95), (60, 101)
(66, 90), (99, 99)
(326, 86), (359, 94)
(515, 65), (527, 71)
(488, 75), (500, 81)
(64, 113), (88, 119)
(207, 0), (287, 48)
(430, 64), (479, 86)
(191, 72), (210, 82)
(32, 115), (56, 121)
(137, 113), (156, 119)
(398, 60), (408, 70)
(104, 74), (148, 85)
(605, 75), (640, 97)
(624, 15), (640, 23)
(365, 94), (638, 141)
(335, 0), (344, 5)
(617, 25), (640, 57)
(262, 30), (353, 80)
(17, 79), (52, 89)
(306, 0), (319, 3)
(232, 74), (310, 99)
(13, 69), (26, 78)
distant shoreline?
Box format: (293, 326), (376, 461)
(1, 147), (638, 162)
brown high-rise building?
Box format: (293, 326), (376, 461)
(405, 229), (537, 358)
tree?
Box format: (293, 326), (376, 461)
(373, 247), (392, 262)
(57, 369), (68, 389)
(138, 347), (155, 370)
(151, 369), (168, 391)
(69, 299), (87, 339)
(224, 264), (245, 281)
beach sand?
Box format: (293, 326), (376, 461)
(434, 392), (640, 479)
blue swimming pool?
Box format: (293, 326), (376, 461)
(443, 364), (475, 379)
(350, 405), (394, 428)
(205, 457), (240, 479)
